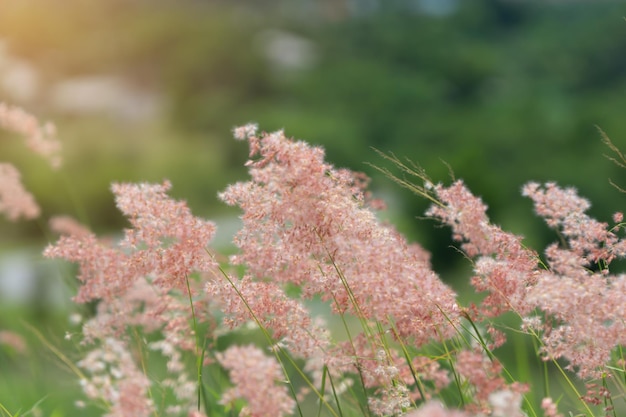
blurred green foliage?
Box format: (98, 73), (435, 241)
(1, 1), (626, 415)
(1, 0), (626, 265)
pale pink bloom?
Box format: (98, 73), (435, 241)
(330, 335), (410, 411)
(580, 382), (613, 407)
(454, 349), (527, 414)
(327, 333), (447, 404)
(112, 181), (217, 290)
(232, 123), (258, 140)
(45, 181), (217, 303)
(0, 330), (27, 354)
(523, 182), (626, 378)
(44, 232), (131, 303)
(528, 270), (626, 378)
(405, 401), (470, 417)
(426, 180), (538, 319)
(613, 212), (623, 224)
(60, 268), (209, 413)
(368, 383), (410, 417)
(0, 101), (61, 168)
(218, 127), (462, 408)
(486, 325), (507, 349)
(0, 163), (40, 220)
(206, 274), (331, 387)
(0, 102), (60, 222)
(208, 275), (327, 353)
(49, 215), (91, 237)
(77, 277), (210, 414)
(220, 128), (459, 348)
(217, 344), (296, 417)
(522, 182), (626, 266)
(364, 346), (415, 415)
(488, 389), (524, 417)
(78, 338), (154, 417)
(541, 397), (563, 417)
(45, 181), (218, 413)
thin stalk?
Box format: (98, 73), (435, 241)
(316, 233), (375, 343)
(602, 374), (617, 417)
(387, 321), (427, 405)
(22, 321), (111, 414)
(184, 274), (209, 414)
(0, 402), (17, 417)
(326, 366), (346, 417)
(22, 321), (86, 380)
(331, 292), (372, 417)
(213, 261), (338, 417)
(316, 366), (328, 417)
(367, 149), (444, 208)
(525, 325), (595, 417)
(441, 334), (466, 407)
(128, 326), (159, 417)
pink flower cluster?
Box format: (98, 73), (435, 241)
(426, 180), (538, 319)
(36, 123), (624, 417)
(217, 344), (296, 417)
(454, 349), (527, 415)
(523, 182), (626, 378)
(0, 101), (61, 168)
(77, 338), (153, 417)
(45, 181), (219, 416)
(0, 102), (61, 221)
(219, 129), (459, 345)
(426, 178), (626, 381)
(0, 162), (40, 220)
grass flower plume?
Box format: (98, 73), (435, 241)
(0, 113), (619, 417)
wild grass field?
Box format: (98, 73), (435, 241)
(2, 2), (626, 416)
(1, 107), (624, 416)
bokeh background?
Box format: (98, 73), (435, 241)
(1, 0), (625, 414)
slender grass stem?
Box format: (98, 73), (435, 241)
(326, 365), (346, 417)
(331, 292), (371, 417)
(388, 321), (427, 405)
(22, 321), (86, 381)
(211, 259), (340, 417)
(0, 401), (17, 417)
(184, 274), (210, 415)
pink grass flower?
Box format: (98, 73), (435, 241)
(44, 231), (131, 304)
(206, 276), (329, 359)
(405, 401), (470, 417)
(523, 182), (626, 378)
(217, 344), (296, 417)
(45, 181), (218, 413)
(0, 162), (40, 221)
(219, 128), (459, 347)
(522, 182), (626, 266)
(233, 123), (258, 141)
(45, 181), (218, 303)
(206, 274), (332, 388)
(541, 397), (563, 417)
(49, 215), (91, 237)
(218, 127), (464, 408)
(426, 180), (538, 319)
(0, 101), (61, 168)
(114, 181), (214, 263)
(112, 181), (217, 291)
(78, 338), (154, 417)
(454, 349), (527, 414)
(0, 102), (61, 221)
(0, 330), (27, 354)
(613, 212), (623, 224)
